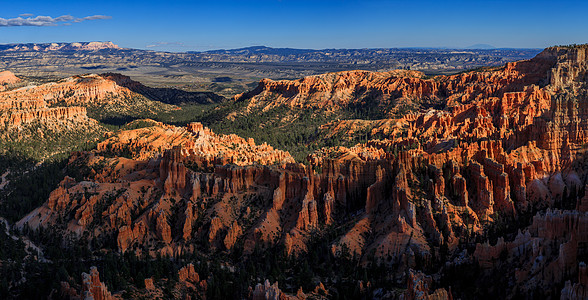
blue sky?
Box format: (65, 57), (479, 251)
(0, 0), (586, 51)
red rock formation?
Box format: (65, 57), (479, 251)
(577, 186), (588, 213)
(323, 192), (335, 225)
(235, 46), (560, 119)
(82, 267), (116, 300)
(97, 121), (295, 165)
(252, 280), (283, 300)
(155, 210), (172, 244)
(0, 72), (181, 138)
(144, 278), (155, 290)
(160, 146), (188, 196)
(0, 70), (20, 88)
(474, 208), (588, 295)
(17, 122), (295, 256)
(561, 262), (588, 300)
(404, 269), (451, 300)
(59, 281), (80, 299)
(0, 71), (106, 145)
(313, 282), (328, 296)
(0, 73), (134, 107)
(178, 263), (200, 284)
(224, 220), (243, 250)
(182, 205), (196, 241)
(0, 106), (89, 127)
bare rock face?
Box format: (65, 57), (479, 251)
(252, 280), (283, 300)
(235, 46), (558, 119)
(296, 192), (319, 231)
(0, 70), (20, 89)
(144, 278), (155, 290)
(0, 71), (111, 149)
(82, 267), (116, 300)
(178, 263), (200, 284)
(0, 72), (190, 143)
(0, 106), (89, 128)
(0, 73), (134, 107)
(404, 269), (450, 300)
(160, 146), (188, 196)
(0, 86), (100, 142)
(97, 121), (295, 165)
(59, 281), (80, 299)
(155, 210), (172, 244)
(323, 192), (335, 225)
(182, 205), (196, 241)
(224, 220), (243, 250)
(474, 208), (588, 295)
(577, 186), (588, 212)
(561, 262), (588, 300)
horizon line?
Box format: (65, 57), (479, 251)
(0, 41), (551, 53)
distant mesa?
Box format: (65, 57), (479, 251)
(0, 41), (120, 52)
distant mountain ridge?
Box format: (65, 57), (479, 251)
(0, 41), (543, 86)
(0, 42), (120, 52)
(194, 44), (537, 55)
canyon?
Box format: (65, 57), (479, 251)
(1, 44), (587, 299)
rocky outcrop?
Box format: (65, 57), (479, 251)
(160, 146), (188, 195)
(178, 264), (200, 284)
(404, 269), (450, 300)
(252, 280), (283, 300)
(97, 121), (295, 165)
(17, 122), (297, 256)
(235, 46), (559, 119)
(82, 267), (116, 300)
(0, 73), (134, 107)
(0, 70), (20, 90)
(473, 208), (588, 296)
(0, 71), (107, 151)
(0, 72), (200, 136)
(561, 262), (588, 300)
(0, 106), (88, 127)
(144, 278), (155, 290)
(155, 211), (172, 244)
(224, 220), (243, 250)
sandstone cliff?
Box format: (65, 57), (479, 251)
(59, 266), (117, 300)
(0, 70), (20, 91)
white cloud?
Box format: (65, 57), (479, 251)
(0, 14), (112, 27)
(81, 15), (111, 21)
